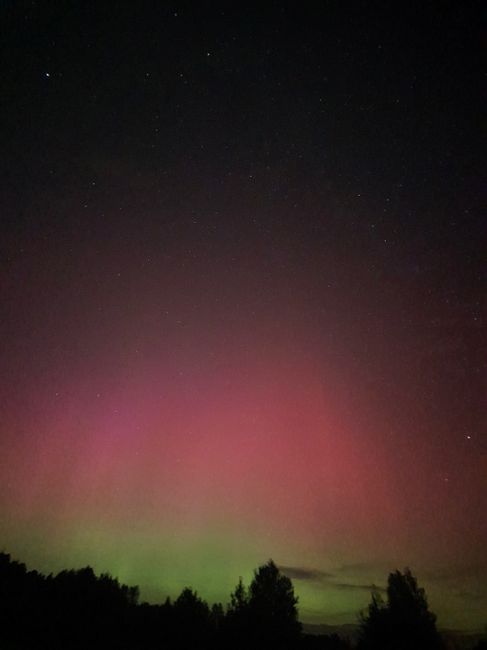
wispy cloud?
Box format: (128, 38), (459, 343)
(332, 582), (386, 594)
(453, 589), (487, 602)
(279, 565), (384, 595)
(279, 566), (334, 582)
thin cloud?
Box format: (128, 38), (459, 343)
(279, 566), (386, 595)
(279, 566), (334, 582)
(332, 582), (386, 594)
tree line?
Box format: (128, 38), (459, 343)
(0, 551), (485, 649)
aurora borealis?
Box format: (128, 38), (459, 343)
(1, 1), (485, 633)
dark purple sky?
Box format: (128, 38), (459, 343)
(0, 1), (485, 629)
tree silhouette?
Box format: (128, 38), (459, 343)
(248, 560), (302, 646)
(210, 602), (225, 631)
(4, 551), (478, 650)
(229, 576), (248, 613)
(358, 568), (444, 650)
(224, 575), (250, 644)
(173, 587), (211, 647)
(225, 561), (301, 648)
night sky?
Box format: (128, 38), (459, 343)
(1, 1), (485, 631)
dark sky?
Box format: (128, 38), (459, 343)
(1, 1), (485, 629)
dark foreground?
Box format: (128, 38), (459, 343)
(0, 553), (485, 650)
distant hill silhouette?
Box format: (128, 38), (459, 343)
(303, 623), (360, 640)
